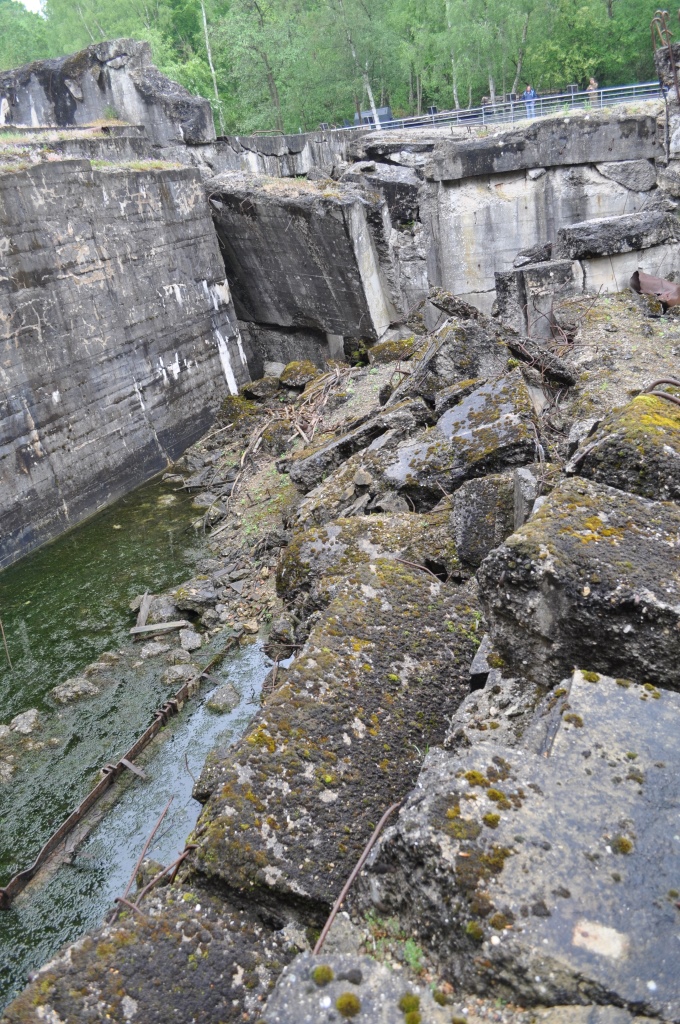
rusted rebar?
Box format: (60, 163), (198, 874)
(642, 376), (680, 407)
(313, 800), (403, 955)
(108, 798), (174, 924)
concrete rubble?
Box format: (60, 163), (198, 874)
(2, 34), (680, 1024)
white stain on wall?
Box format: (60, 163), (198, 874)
(215, 330), (238, 394)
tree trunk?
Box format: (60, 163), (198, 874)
(468, 84), (472, 109)
(416, 73), (422, 115)
(511, 11), (530, 95)
(444, 0), (460, 109)
(338, 0), (379, 126)
(199, 0), (225, 135)
(488, 71), (496, 104)
(451, 59), (460, 109)
(409, 65), (414, 113)
(261, 52), (284, 132)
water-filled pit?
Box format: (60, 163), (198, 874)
(0, 477), (269, 1007)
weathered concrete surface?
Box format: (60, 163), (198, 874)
(595, 160), (657, 192)
(238, 322), (342, 378)
(356, 671), (680, 1020)
(262, 953), (449, 1024)
(424, 112), (661, 182)
(340, 160), (421, 225)
(0, 160), (247, 568)
(495, 260), (582, 338)
(569, 393), (680, 501)
(194, 129), (360, 178)
(207, 174), (400, 341)
(451, 473), (516, 567)
(0, 40), (214, 146)
(189, 511), (478, 921)
(554, 212), (680, 260)
(387, 315), (509, 406)
(2, 883), (296, 1024)
(477, 477), (680, 689)
(288, 399), (433, 492)
(381, 372), (537, 508)
(422, 163), (663, 311)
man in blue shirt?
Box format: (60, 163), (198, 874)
(523, 84), (536, 118)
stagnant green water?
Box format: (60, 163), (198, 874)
(0, 477), (270, 1007)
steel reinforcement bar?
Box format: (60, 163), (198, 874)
(0, 637), (238, 909)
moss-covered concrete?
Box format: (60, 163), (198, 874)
(3, 884), (296, 1024)
(189, 511), (481, 922)
(478, 477), (680, 688)
(355, 671), (680, 1019)
(573, 394), (680, 501)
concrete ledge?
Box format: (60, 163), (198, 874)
(555, 210), (680, 259)
(424, 111), (662, 182)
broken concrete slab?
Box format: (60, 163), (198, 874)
(381, 372), (537, 508)
(2, 884), (296, 1024)
(477, 477), (680, 689)
(288, 400), (433, 492)
(276, 509), (462, 611)
(340, 160), (422, 225)
(262, 952), (449, 1024)
(425, 112), (662, 182)
(355, 670), (680, 1020)
(568, 393), (680, 501)
(554, 212), (680, 260)
(494, 261), (582, 339)
(386, 317), (509, 407)
(595, 160), (657, 192)
(190, 513), (479, 920)
(206, 173), (400, 340)
(451, 473), (516, 568)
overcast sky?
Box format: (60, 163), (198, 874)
(19, 0), (43, 13)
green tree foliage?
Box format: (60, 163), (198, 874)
(0, 0), (664, 132)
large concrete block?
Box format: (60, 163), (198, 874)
(357, 670), (680, 1019)
(425, 112), (661, 182)
(207, 174), (400, 341)
(340, 160), (421, 225)
(0, 160), (247, 568)
(477, 477), (680, 689)
(595, 159), (656, 192)
(190, 512), (478, 920)
(555, 211), (680, 260)
(0, 40), (215, 146)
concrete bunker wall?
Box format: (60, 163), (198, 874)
(0, 39), (215, 147)
(423, 159), (667, 311)
(0, 160), (248, 569)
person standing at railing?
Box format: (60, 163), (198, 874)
(522, 84), (536, 118)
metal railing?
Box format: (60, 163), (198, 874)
(329, 81), (662, 133)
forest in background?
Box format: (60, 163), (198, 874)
(0, 0), (664, 134)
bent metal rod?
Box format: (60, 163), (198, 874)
(0, 639), (237, 910)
